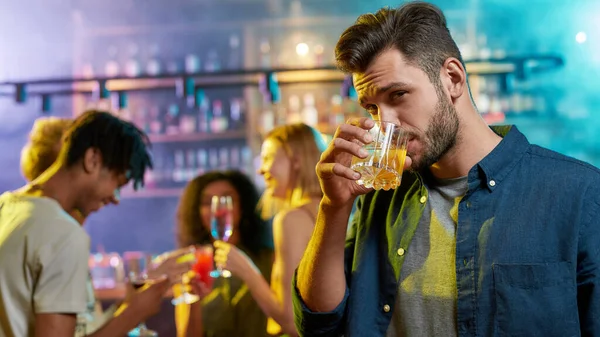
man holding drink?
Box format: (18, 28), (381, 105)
(294, 2), (600, 336)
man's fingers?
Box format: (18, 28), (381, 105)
(318, 162), (361, 181)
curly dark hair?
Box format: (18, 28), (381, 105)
(175, 170), (272, 254)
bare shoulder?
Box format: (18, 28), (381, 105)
(273, 208), (315, 234)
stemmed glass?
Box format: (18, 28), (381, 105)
(209, 195), (234, 278)
(170, 246), (200, 306)
(126, 256), (158, 337)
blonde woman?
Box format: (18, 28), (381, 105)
(214, 123), (326, 337)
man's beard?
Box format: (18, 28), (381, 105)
(410, 91), (460, 172)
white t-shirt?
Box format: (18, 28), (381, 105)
(0, 192), (90, 337)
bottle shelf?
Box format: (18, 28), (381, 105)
(120, 187), (182, 199)
(0, 55), (564, 99)
(148, 130), (246, 144)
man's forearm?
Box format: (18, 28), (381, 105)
(297, 201), (354, 312)
(88, 304), (143, 337)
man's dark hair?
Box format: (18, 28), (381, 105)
(61, 110), (152, 190)
(335, 1), (463, 83)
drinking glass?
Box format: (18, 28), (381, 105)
(170, 246), (200, 306)
(351, 121), (408, 190)
(126, 255), (158, 337)
(209, 195), (233, 278)
(192, 245), (215, 289)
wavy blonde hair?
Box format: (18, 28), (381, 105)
(259, 123), (326, 219)
(20, 117), (73, 182)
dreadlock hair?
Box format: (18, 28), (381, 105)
(59, 110), (153, 190)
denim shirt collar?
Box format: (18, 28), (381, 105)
(472, 125), (530, 192)
(418, 125), (529, 193)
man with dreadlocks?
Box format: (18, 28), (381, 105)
(0, 110), (170, 337)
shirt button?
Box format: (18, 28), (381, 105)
(419, 195), (427, 203)
(489, 180), (496, 187)
(397, 248), (405, 256)
(466, 201), (472, 208)
(383, 304), (391, 312)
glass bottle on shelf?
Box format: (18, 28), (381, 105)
(104, 45), (120, 77)
(229, 98), (245, 131)
(179, 101), (197, 134)
(259, 38), (271, 68)
(205, 49), (221, 72)
(165, 104), (181, 135)
(146, 44), (162, 76)
(185, 54), (201, 74)
(210, 100), (228, 133)
(301, 93), (319, 127)
(330, 94), (345, 127)
(196, 148), (208, 176)
(124, 43), (141, 78)
(208, 149), (219, 170)
(230, 146), (240, 168)
(185, 149), (197, 181)
(219, 148), (229, 170)
(287, 95), (302, 124)
(227, 34), (242, 70)
(152, 152), (165, 186)
(148, 106), (163, 135)
(314, 44), (325, 67)
(198, 96), (212, 133)
(173, 150), (185, 183)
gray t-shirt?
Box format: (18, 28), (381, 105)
(0, 193), (90, 337)
(387, 175), (468, 337)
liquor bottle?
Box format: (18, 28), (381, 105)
(204, 49), (221, 72)
(210, 100), (228, 133)
(229, 98), (245, 130)
(165, 104), (181, 135)
(104, 45), (120, 77)
(227, 34), (242, 70)
(173, 150), (185, 183)
(287, 95), (302, 123)
(197, 95), (212, 133)
(185, 54), (201, 74)
(196, 149), (208, 176)
(259, 38), (271, 68)
(124, 43), (141, 77)
(185, 149), (197, 181)
(179, 101), (197, 134)
(146, 44), (162, 76)
(301, 93), (319, 127)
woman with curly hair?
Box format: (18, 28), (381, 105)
(175, 170), (274, 337)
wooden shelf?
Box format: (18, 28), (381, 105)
(120, 187), (182, 199)
(148, 130), (246, 144)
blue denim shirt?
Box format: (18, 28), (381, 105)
(293, 125), (600, 336)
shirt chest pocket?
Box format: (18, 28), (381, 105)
(492, 262), (579, 337)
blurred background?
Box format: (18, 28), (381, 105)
(1, 0), (598, 256)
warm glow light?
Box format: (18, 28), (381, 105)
(576, 31), (587, 44)
(296, 43), (309, 56)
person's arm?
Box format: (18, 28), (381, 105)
(297, 200), (354, 310)
(292, 197), (359, 337)
(174, 278), (211, 337)
(88, 277), (170, 337)
(34, 314), (77, 337)
(33, 228), (89, 337)
(577, 190), (600, 336)
(239, 209), (313, 336)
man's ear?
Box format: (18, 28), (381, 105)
(440, 57), (467, 100)
(82, 148), (101, 174)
